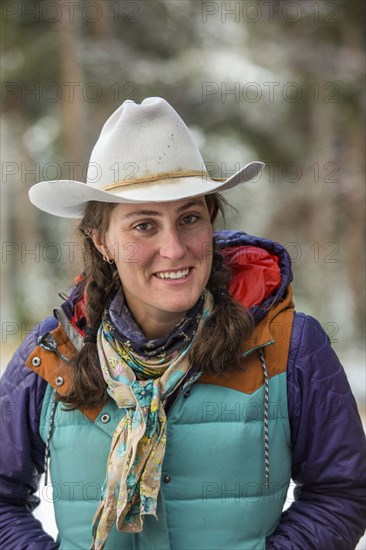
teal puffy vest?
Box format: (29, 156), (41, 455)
(40, 371), (291, 549)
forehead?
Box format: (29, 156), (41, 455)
(112, 197), (208, 219)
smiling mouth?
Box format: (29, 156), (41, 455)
(155, 268), (191, 280)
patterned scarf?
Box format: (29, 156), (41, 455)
(91, 290), (214, 550)
(108, 287), (207, 358)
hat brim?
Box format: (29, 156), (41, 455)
(29, 161), (264, 218)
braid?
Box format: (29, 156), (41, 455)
(188, 242), (254, 375)
(59, 202), (119, 409)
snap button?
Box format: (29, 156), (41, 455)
(55, 376), (64, 387)
(183, 390), (190, 398)
(32, 356), (41, 367)
(163, 474), (172, 483)
(101, 413), (111, 424)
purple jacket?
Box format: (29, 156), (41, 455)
(1, 231), (365, 549)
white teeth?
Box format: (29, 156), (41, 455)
(156, 269), (189, 280)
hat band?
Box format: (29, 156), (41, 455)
(102, 170), (209, 191)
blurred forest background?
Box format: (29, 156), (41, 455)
(1, 1), (365, 544)
(1, 0), (365, 409)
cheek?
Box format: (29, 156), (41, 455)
(104, 231), (119, 258)
(191, 228), (213, 281)
(113, 239), (152, 275)
(104, 231), (140, 265)
(195, 227), (213, 260)
(122, 241), (143, 265)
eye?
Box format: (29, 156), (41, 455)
(181, 214), (198, 225)
(134, 222), (153, 232)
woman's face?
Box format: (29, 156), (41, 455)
(94, 197), (213, 338)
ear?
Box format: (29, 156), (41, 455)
(89, 229), (106, 257)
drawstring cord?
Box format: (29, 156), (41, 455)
(258, 349), (270, 489)
(37, 332), (71, 487)
(44, 389), (58, 486)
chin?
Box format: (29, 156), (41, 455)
(159, 296), (199, 313)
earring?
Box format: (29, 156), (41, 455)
(103, 255), (114, 264)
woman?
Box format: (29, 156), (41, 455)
(1, 97), (365, 550)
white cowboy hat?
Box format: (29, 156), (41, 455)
(29, 97), (265, 218)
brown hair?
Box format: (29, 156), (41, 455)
(59, 194), (253, 409)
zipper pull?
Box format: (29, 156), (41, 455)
(183, 372), (202, 390)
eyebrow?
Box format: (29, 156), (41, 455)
(122, 199), (205, 219)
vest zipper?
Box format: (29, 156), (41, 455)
(166, 372), (202, 413)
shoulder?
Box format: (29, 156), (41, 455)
(288, 312), (347, 383)
(1, 316), (58, 401)
(290, 313), (328, 352)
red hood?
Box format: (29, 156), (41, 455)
(222, 245), (281, 309)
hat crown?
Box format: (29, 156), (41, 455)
(87, 97), (205, 188)
(29, 96), (265, 218)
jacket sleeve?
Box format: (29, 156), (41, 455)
(0, 318), (59, 549)
(266, 313), (366, 550)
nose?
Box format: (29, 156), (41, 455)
(159, 228), (187, 260)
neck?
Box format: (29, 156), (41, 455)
(135, 312), (186, 340)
